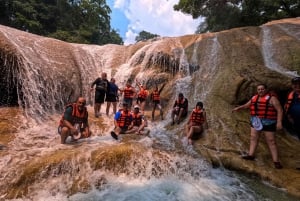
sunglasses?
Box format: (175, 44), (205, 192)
(78, 101), (86, 105)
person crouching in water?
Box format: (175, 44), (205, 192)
(171, 93), (188, 125)
(185, 102), (208, 145)
(126, 105), (149, 135)
(110, 102), (133, 140)
(58, 97), (91, 144)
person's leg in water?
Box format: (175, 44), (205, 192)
(60, 127), (70, 144)
(106, 101), (111, 116)
(158, 103), (163, 120)
(112, 101), (117, 114)
(185, 124), (202, 144)
(152, 103), (157, 121)
(140, 100), (146, 115)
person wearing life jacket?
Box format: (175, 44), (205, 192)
(58, 97), (91, 144)
(171, 93), (188, 125)
(150, 83), (165, 121)
(185, 102), (208, 145)
(232, 84), (283, 169)
(110, 102), (133, 140)
(135, 79), (148, 115)
(120, 80), (136, 109)
(284, 77), (300, 139)
(125, 105), (149, 135)
(90, 72), (110, 118)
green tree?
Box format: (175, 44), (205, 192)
(0, 0), (123, 45)
(174, 0), (300, 33)
(135, 30), (160, 42)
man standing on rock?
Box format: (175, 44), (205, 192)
(90, 72), (109, 117)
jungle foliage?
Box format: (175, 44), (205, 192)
(174, 0), (300, 33)
(0, 0), (123, 45)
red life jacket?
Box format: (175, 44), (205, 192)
(152, 90), (160, 101)
(59, 103), (88, 126)
(250, 94), (277, 120)
(124, 86), (134, 99)
(189, 108), (205, 125)
(117, 110), (132, 127)
(132, 112), (143, 126)
(138, 87), (148, 99)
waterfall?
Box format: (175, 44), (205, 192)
(261, 26), (299, 77)
(1, 23), (299, 201)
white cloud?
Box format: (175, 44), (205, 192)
(113, 0), (202, 45)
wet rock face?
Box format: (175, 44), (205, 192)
(0, 18), (300, 198)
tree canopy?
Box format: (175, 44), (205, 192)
(0, 0), (123, 45)
(135, 30), (160, 42)
(174, 0), (300, 33)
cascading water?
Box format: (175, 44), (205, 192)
(0, 24), (299, 201)
(261, 26), (299, 77)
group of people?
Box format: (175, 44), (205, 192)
(57, 72), (300, 170)
(232, 77), (300, 169)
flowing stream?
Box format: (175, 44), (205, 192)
(0, 24), (299, 201)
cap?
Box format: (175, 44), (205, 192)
(291, 77), (300, 84)
(134, 105), (140, 109)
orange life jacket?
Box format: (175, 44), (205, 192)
(189, 108), (205, 125)
(284, 91), (300, 114)
(250, 94), (277, 120)
(124, 86), (134, 99)
(138, 87), (148, 99)
(59, 103), (88, 126)
(117, 110), (132, 128)
(132, 112), (143, 126)
(152, 90), (160, 101)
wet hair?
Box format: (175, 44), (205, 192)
(257, 83), (267, 89)
(196, 102), (203, 108)
(292, 77), (300, 84)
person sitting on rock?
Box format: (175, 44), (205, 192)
(58, 97), (91, 144)
(171, 93), (188, 125)
(126, 105), (149, 135)
(185, 102), (208, 145)
(110, 102), (133, 140)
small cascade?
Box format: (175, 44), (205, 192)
(276, 22), (300, 40)
(192, 35), (220, 104)
(261, 26), (299, 77)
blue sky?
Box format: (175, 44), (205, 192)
(107, 0), (202, 45)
